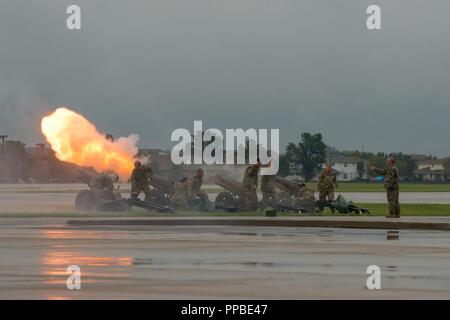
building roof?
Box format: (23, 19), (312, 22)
(417, 158), (447, 166)
(327, 153), (360, 164)
(25, 144), (53, 157)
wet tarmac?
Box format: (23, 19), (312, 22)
(0, 218), (449, 299)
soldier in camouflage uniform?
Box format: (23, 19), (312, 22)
(261, 174), (278, 208)
(317, 163), (338, 213)
(90, 173), (116, 203)
(242, 160), (262, 211)
(171, 177), (190, 210)
(188, 168), (210, 210)
(189, 168), (206, 199)
(242, 159), (271, 211)
(130, 161), (153, 201)
(369, 157), (400, 218)
(89, 173), (130, 211)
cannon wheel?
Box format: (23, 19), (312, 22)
(148, 189), (171, 206)
(215, 191), (236, 207)
(75, 189), (97, 212)
(233, 193), (246, 209)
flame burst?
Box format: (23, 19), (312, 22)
(41, 107), (138, 180)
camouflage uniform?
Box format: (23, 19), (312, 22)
(90, 173), (116, 203)
(243, 164), (260, 210)
(317, 170), (338, 212)
(188, 174), (209, 203)
(261, 175), (277, 207)
(189, 175), (203, 196)
(90, 174), (129, 211)
(293, 185), (316, 213)
(374, 166), (400, 217)
(131, 165), (153, 201)
(171, 180), (189, 210)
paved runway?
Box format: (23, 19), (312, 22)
(1, 184), (450, 213)
(1, 218), (449, 299)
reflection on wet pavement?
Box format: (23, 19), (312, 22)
(1, 220), (450, 299)
(43, 252), (132, 269)
(387, 230), (400, 240)
(42, 250), (133, 285)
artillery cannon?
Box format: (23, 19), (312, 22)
(273, 176), (316, 212)
(316, 195), (370, 215)
(213, 175), (246, 209)
(273, 176), (304, 204)
(274, 176), (370, 215)
(75, 172), (174, 213)
(147, 174), (176, 206)
(75, 186), (174, 213)
(147, 174), (232, 212)
(213, 174), (310, 213)
(74, 171), (124, 212)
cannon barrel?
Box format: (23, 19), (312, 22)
(149, 175), (176, 195)
(274, 176), (302, 196)
(213, 175), (244, 195)
(129, 198), (174, 213)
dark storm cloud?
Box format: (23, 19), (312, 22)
(1, 0), (449, 156)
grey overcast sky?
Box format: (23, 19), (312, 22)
(1, 0), (449, 156)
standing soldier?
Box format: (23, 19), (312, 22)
(242, 159), (270, 211)
(189, 168), (205, 198)
(130, 160), (153, 201)
(188, 168), (210, 208)
(317, 163), (338, 213)
(261, 174), (277, 208)
(368, 156), (400, 218)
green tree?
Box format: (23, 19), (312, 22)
(342, 150), (418, 180)
(391, 153), (416, 181)
(286, 133), (326, 181)
(277, 153), (290, 177)
(443, 158), (450, 174)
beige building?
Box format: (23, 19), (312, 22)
(415, 158), (448, 182)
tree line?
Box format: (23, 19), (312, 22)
(278, 132), (438, 182)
